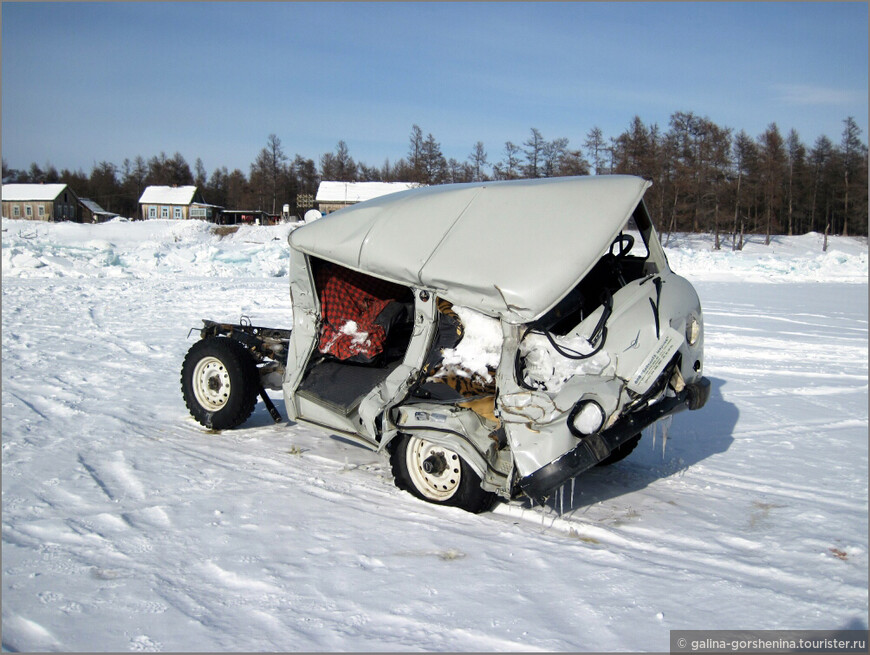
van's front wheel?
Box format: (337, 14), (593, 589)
(596, 433), (641, 466)
(390, 435), (495, 513)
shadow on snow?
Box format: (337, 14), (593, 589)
(532, 376), (737, 515)
(236, 377), (737, 516)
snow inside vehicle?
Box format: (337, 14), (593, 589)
(181, 175), (710, 512)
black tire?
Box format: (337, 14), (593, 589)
(181, 337), (259, 430)
(596, 433), (641, 466)
(390, 434), (496, 513)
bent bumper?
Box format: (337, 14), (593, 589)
(519, 376), (711, 503)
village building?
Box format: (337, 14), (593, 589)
(315, 181), (419, 215)
(2, 183), (81, 221)
(138, 185), (221, 221)
(79, 198), (118, 223)
(216, 209), (283, 226)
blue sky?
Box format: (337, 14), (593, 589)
(2, 1), (867, 176)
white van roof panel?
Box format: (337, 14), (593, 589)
(289, 175), (651, 323)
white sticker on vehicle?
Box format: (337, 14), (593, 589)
(627, 326), (682, 394)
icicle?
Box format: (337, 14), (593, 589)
(570, 478), (575, 510)
(661, 415), (673, 457)
(651, 421), (657, 452)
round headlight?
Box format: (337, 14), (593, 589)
(570, 400), (605, 436)
(686, 315), (701, 346)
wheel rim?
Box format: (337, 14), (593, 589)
(192, 356), (231, 412)
(405, 437), (462, 501)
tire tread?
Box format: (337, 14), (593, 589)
(181, 337), (259, 430)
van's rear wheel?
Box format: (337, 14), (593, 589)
(181, 337), (259, 430)
(390, 435), (495, 513)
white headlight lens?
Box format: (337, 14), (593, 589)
(571, 401), (605, 435)
(686, 315), (701, 346)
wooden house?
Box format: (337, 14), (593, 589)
(315, 181), (419, 214)
(2, 183), (81, 221)
(138, 185), (220, 221)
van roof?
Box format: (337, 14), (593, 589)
(289, 175), (651, 323)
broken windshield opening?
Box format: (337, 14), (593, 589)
(536, 207), (656, 336)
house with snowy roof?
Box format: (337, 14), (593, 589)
(315, 181), (420, 214)
(2, 183), (81, 222)
(138, 185), (221, 221)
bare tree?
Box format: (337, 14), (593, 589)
(731, 131), (757, 249)
(194, 157), (207, 190)
(840, 116), (865, 237)
(320, 141), (357, 182)
(523, 128), (545, 178)
(785, 129), (805, 236)
(808, 135), (834, 234)
(758, 123), (786, 245)
(468, 141), (488, 181)
(83, 161), (116, 213)
(420, 133), (447, 184)
(493, 141), (521, 180)
(335, 140), (358, 181)
(541, 137), (569, 177)
(584, 126), (606, 175)
(292, 155), (319, 196)
(408, 125), (424, 183)
(252, 134), (289, 214)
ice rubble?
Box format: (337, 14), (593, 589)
(2, 217), (867, 284)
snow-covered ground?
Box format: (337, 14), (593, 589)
(2, 217), (868, 652)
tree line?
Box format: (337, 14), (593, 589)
(3, 113), (867, 242)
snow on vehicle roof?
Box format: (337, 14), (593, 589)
(2, 183), (70, 201)
(315, 181), (420, 204)
(290, 175), (652, 323)
(138, 185), (198, 205)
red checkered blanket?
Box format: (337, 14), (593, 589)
(315, 263), (406, 362)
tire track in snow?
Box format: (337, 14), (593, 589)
(76, 451), (146, 502)
(680, 468), (867, 513)
(492, 500), (866, 607)
(6, 391), (49, 422)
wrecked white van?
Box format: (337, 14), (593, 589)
(181, 175), (710, 512)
